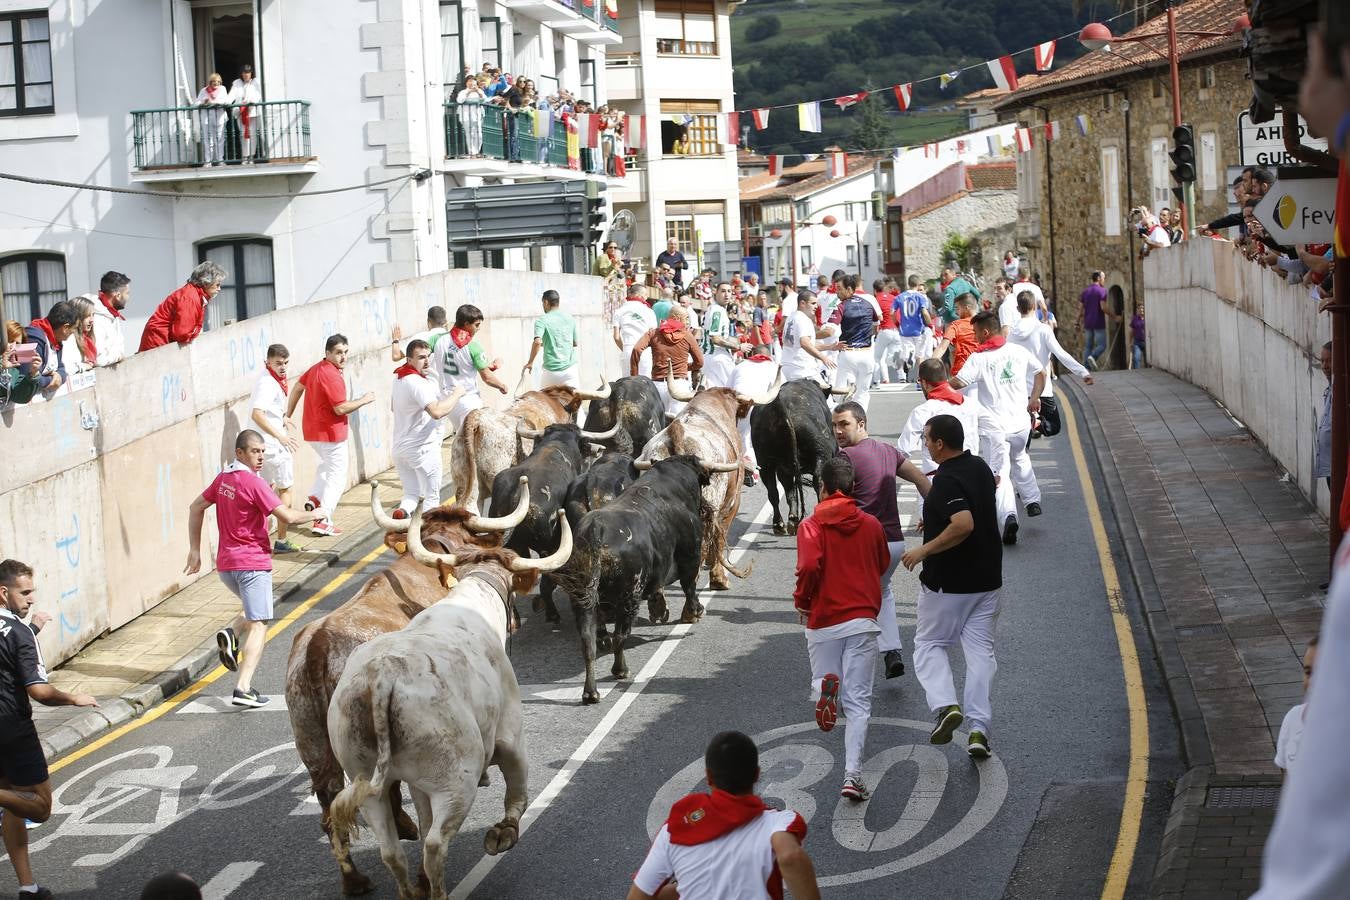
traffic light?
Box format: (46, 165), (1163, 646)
(1169, 124), (1196, 187)
(871, 191), (886, 221)
(584, 181), (608, 246)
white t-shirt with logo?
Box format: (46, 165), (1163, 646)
(957, 343), (1044, 434)
(997, 295), (1020, 331)
(249, 373), (288, 454)
(780, 310), (820, 378)
(633, 808), (805, 900)
(391, 372), (441, 456)
(614, 300), (658, 350)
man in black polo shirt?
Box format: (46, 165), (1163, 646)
(900, 415), (1002, 760)
(1, 559), (98, 899)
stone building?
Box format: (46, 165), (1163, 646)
(994, 0), (1250, 367)
(890, 161), (1017, 284)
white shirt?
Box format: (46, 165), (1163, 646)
(731, 357), (777, 397)
(1145, 224), (1171, 247)
(633, 809), (805, 900)
(702, 302), (734, 356)
(229, 77), (262, 106)
(898, 394), (1006, 476)
(391, 372), (441, 456)
(1002, 258), (1021, 279)
(1008, 316), (1089, 397)
(1275, 703), (1307, 772)
(249, 372), (289, 453)
(997, 296), (1020, 331)
(956, 343), (1044, 434)
(613, 299), (657, 349)
(85, 295), (128, 366)
(779, 290), (798, 319)
(780, 310), (819, 377)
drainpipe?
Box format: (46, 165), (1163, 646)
(790, 203), (799, 289)
(1028, 105), (1058, 302)
(1123, 92), (1137, 368)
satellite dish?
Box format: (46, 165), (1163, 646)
(607, 209), (637, 254)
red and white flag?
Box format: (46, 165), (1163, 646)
(624, 114), (646, 149)
(826, 151), (847, 179)
(834, 91), (868, 110)
(1043, 120), (1062, 142)
(1014, 127), (1033, 153)
(923, 142), (940, 158)
(577, 113), (601, 148)
(726, 111), (741, 146)
(893, 83), (912, 111)
(986, 55), (1018, 92)
(768, 155), (784, 177)
(1034, 40), (1056, 72)
(751, 108), (770, 130)
(957, 139), (968, 154)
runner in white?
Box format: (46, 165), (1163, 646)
(899, 358), (1007, 478)
(730, 344), (779, 485)
(827, 275), (882, 411)
(701, 283), (742, 389)
(248, 343), (301, 553)
(613, 285), (658, 378)
(391, 340), (466, 517)
(1008, 289), (1094, 450)
(780, 291), (839, 383)
(951, 310), (1046, 546)
(994, 279), (1020, 336)
(431, 304), (509, 433)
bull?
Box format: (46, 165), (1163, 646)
(750, 378), (844, 535)
(578, 376), (666, 455)
(286, 483), (533, 896)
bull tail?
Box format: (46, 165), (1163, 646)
(457, 411), (482, 510)
(720, 546), (752, 579)
(786, 412), (805, 519)
(327, 666), (397, 843)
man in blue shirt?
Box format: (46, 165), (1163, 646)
(828, 275), (882, 412)
(893, 275), (933, 383)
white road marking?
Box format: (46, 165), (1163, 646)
(177, 696), (290, 714)
(201, 862), (263, 899)
(518, 682), (618, 704)
(447, 500), (774, 900)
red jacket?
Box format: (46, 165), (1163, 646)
(793, 493), (889, 629)
(139, 283), (209, 351)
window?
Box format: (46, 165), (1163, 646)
(863, 244), (870, 267)
(579, 59), (597, 108)
(440, 2), (465, 94)
(1, 13), (54, 117)
(654, 1), (717, 56)
(1101, 146), (1121, 237)
(1200, 131), (1218, 193)
(800, 245), (813, 273)
(1150, 137), (1170, 212)
(1151, 79), (1164, 100)
(845, 245), (856, 267)
(198, 239), (275, 330)
(480, 17), (502, 70)
(660, 99), (721, 155)
(1199, 66), (1216, 89)
(666, 218), (693, 250)
(1, 252), (65, 322)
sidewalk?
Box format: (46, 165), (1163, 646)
(30, 455), (433, 759)
(1068, 370), (1328, 899)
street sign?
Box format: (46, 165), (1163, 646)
(1253, 176), (1337, 244)
(1238, 110), (1328, 167)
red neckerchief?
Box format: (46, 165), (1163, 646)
(940, 276), (953, 290)
(98, 291), (125, 320)
(926, 382), (965, 405)
(746, 354), (772, 362)
(975, 335), (1006, 353)
(30, 317), (57, 346)
(659, 319), (684, 335)
(666, 790), (773, 846)
(267, 365), (288, 395)
(393, 364), (421, 379)
(450, 326), (473, 349)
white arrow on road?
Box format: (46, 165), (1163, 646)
(177, 697), (290, 714)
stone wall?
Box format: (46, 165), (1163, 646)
(1145, 239), (1330, 516)
(904, 190), (1018, 285)
(0, 269), (616, 668)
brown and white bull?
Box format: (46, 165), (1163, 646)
(451, 382), (615, 514)
(286, 483), (530, 896)
(326, 509), (572, 900)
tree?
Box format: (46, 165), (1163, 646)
(745, 15), (782, 42)
(940, 231), (974, 272)
(849, 95), (890, 150)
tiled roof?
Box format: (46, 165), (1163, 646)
(958, 76), (1042, 105)
(994, 0), (1245, 109)
(902, 192), (968, 222)
(967, 161), (1016, 190)
(738, 156), (874, 202)
(738, 149), (769, 167)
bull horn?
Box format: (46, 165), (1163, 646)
(516, 422), (544, 440)
(665, 372), (695, 401)
(736, 368), (785, 406)
(634, 459), (654, 471)
(408, 507), (457, 569)
(587, 443), (609, 454)
(465, 476), (530, 532)
(573, 376), (612, 401)
(370, 480), (410, 533)
(512, 373), (531, 399)
(579, 421), (621, 441)
(509, 511), (573, 573)
(829, 381), (854, 396)
(699, 459), (742, 474)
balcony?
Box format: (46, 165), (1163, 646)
(502, 0), (621, 44)
(444, 102), (634, 187)
(130, 100), (319, 183)
(605, 53), (642, 101)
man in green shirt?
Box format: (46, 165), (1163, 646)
(652, 289), (675, 324)
(940, 267), (981, 325)
(524, 289), (579, 388)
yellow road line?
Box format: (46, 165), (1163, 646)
(49, 541), (391, 774)
(1060, 389), (1151, 900)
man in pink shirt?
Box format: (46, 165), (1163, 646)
(185, 430), (319, 707)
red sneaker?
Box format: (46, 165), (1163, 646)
(311, 520), (342, 537)
(815, 673), (840, 732)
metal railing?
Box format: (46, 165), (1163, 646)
(131, 100), (312, 171)
(445, 101), (625, 175)
(563, 0), (619, 32)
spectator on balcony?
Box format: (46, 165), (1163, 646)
(594, 241), (625, 281)
(611, 116), (627, 177)
(455, 75), (488, 157)
(1, 323), (21, 401)
(139, 261), (226, 351)
(1158, 208), (1184, 245)
(63, 295), (97, 373)
(534, 91), (554, 164)
(1080, 271), (1108, 371)
(17, 300), (79, 402)
(656, 238), (689, 288)
(195, 73), (231, 167)
(672, 125), (691, 156)
(229, 64), (263, 165)
(498, 78), (525, 163)
(87, 270), (130, 366)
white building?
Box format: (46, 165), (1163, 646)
(0, 0), (627, 335)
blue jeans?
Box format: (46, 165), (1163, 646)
(505, 112), (520, 161)
(1132, 342), (1145, 369)
(1084, 328), (1106, 364)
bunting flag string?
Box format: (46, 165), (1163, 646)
(625, 114), (646, 149)
(534, 107), (552, 138)
(798, 101), (822, 133)
(826, 151), (847, 179)
(1074, 114), (1092, 136)
(893, 83), (912, 111)
(834, 92), (868, 110)
(1034, 40), (1057, 71)
(752, 108), (770, 130)
(986, 56), (1018, 93)
(768, 155), (783, 176)
(1043, 120), (1062, 142)
(1014, 127), (1033, 153)
(938, 70), (961, 90)
(726, 110), (741, 146)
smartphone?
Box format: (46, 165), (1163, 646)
(12, 342), (37, 366)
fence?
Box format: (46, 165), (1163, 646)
(1143, 238), (1331, 515)
(131, 100), (312, 171)
(444, 102), (615, 175)
(0, 268), (618, 668)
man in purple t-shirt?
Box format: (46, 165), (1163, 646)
(1080, 271), (1109, 370)
(185, 430), (319, 708)
(832, 401), (932, 679)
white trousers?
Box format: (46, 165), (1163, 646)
(807, 630), (878, 776)
(308, 440), (349, 514)
(702, 352), (735, 389)
(895, 335), (927, 380)
(540, 364), (580, 389)
(200, 110), (227, 163)
(1009, 426), (1039, 506)
(783, 360), (823, 383)
(914, 587), (1002, 736)
(878, 540), (905, 653)
(394, 444), (443, 513)
(872, 330), (903, 384)
(986, 430), (1017, 526)
(832, 348), (876, 412)
(623, 343), (653, 379)
(737, 415), (756, 471)
(656, 379), (691, 417)
(447, 392), (484, 434)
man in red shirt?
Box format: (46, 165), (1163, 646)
(138, 261), (227, 351)
(184, 430), (319, 707)
(871, 277), (902, 385)
(286, 334), (375, 537)
(794, 456), (890, 802)
(931, 293), (979, 376)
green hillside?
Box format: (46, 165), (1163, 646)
(730, 0), (1132, 156)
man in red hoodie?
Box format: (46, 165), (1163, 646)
(138, 261), (227, 351)
(794, 456), (891, 802)
(628, 730), (819, 900)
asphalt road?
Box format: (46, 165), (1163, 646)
(8, 384), (1182, 900)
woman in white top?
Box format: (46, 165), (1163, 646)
(1001, 251), (1020, 280)
(63, 295), (97, 372)
(196, 73), (231, 166)
(229, 64), (263, 164)
(455, 75), (487, 156)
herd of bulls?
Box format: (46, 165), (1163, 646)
(281, 373), (851, 899)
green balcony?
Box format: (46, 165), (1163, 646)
(130, 100), (317, 180)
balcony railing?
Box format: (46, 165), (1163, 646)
(562, 0), (619, 32)
(131, 100), (312, 172)
(446, 101), (630, 176)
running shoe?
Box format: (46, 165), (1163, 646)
(968, 731), (991, 759)
(840, 774), (870, 802)
(16, 887), (53, 899)
(311, 520), (342, 537)
(215, 627), (239, 672)
(231, 688), (270, 708)
(1085, 355), (1099, 372)
(1002, 516), (1019, 546)
(883, 649), (906, 679)
(930, 704), (964, 744)
(1025, 502), (1043, 517)
(272, 539), (300, 554)
(815, 673), (840, 732)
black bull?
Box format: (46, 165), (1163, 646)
(582, 376), (666, 455)
(750, 378), (838, 535)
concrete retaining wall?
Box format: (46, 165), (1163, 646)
(0, 268), (615, 667)
(1144, 239), (1330, 517)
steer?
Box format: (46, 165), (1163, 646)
(579, 376), (666, 455)
(286, 484), (529, 896)
(750, 378), (842, 535)
(327, 509), (572, 900)
(552, 455), (709, 703)
(451, 382), (611, 514)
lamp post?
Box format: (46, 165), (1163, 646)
(1078, 6), (1250, 234)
